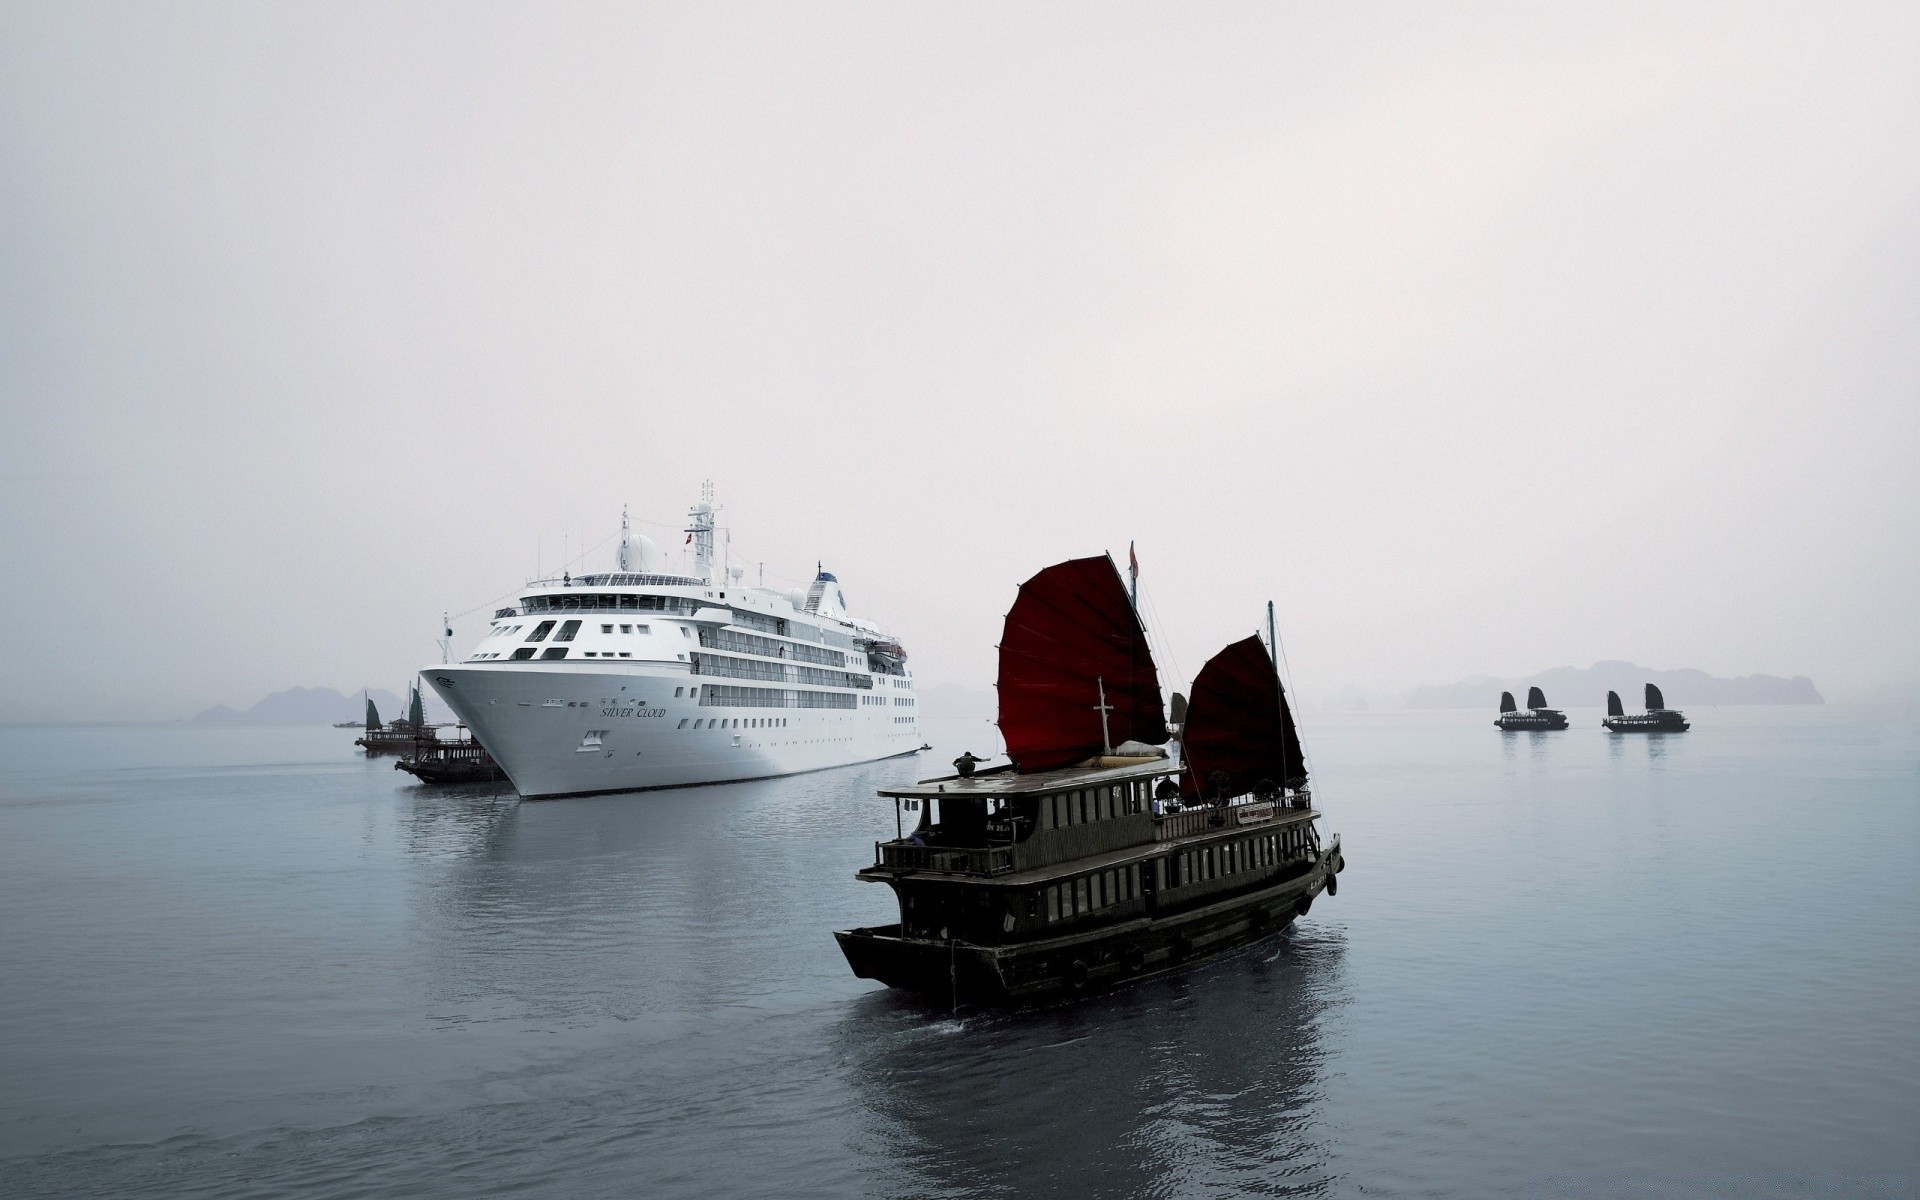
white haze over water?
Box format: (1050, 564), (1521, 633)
(2, 2), (1917, 723)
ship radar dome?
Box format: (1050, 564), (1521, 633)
(618, 533), (661, 573)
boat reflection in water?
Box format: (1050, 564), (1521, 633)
(840, 923), (1348, 1198)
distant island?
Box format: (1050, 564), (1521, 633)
(193, 686), (456, 725)
(1403, 661), (1822, 709)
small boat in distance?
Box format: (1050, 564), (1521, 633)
(834, 555), (1343, 1007)
(1495, 686), (1569, 730)
(1603, 684), (1690, 732)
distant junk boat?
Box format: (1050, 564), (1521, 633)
(834, 554), (1344, 1007)
(1603, 684), (1690, 732)
(354, 684), (443, 756)
(1495, 686), (1569, 731)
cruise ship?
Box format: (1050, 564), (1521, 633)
(421, 490), (922, 798)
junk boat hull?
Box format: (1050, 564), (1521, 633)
(1495, 712), (1569, 730)
(838, 841), (1341, 1006)
(1602, 715), (1690, 732)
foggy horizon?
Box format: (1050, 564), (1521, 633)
(5, 2), (1918, 723)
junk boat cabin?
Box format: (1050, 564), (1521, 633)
(835, 555), (1345, 1006)
(1603, 684), (1690, 732)
(1495, 686), (1569, 731)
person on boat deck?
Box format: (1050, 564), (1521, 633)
(1153, 776), (1181, 815)
(1208, 771), (1233, 807)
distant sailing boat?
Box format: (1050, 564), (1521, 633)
(1494, 686), (1569, 731)
(1603, 683), (1689, 732)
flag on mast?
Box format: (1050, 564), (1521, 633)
(1128, 541), (1139, 609)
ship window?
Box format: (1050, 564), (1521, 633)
(674, 687), (683, 698)
(618, 652), (631, 657)
(635, 624), (649, 634)
(1046, 887), (1059, 922)
(555, 620), (582, 642)
(677, 719), (687, 729)
(601, 624), (614, 634)
(541, 648), (568, 660)
(511, 648), (535, 660)
(527, 620), (556, 642)
(1075, 877), (1089, 912)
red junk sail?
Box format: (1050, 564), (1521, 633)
(1182, 635), (1307, 801)
(996, 556), (1169, 772)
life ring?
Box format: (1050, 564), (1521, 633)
(1067, 959), (1090, 989)
(1325, 872), (1338, 897)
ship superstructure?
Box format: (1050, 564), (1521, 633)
(421, 489), (921, 798)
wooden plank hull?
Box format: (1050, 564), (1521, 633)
(836, 851), (1339, 1007)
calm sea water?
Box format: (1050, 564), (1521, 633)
(1, 709), (1915, 1198)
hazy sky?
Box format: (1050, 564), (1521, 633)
(3, 1), (1917, 722)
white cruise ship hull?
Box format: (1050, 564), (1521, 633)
(422, 662), (924, 799)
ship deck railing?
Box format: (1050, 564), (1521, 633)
(874, 841), (1015, 876)
(1152, 795), (1307, 842)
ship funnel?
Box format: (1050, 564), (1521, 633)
(1606, 690), (1624, 717)
(1527, 686), (1547, 710)
(1499, 691), (1517, 713)
(1645, 683), (1666, 711)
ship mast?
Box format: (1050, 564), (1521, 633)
(685, 480), (717, 583)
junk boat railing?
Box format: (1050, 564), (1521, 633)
(875, 842), (1016, 875)
(871, 785), (1314, 876)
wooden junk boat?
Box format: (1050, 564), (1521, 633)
(1603, 683), (1690, 732)
(394, 732), (508, 785)
(354, 686), (436, 757)
(834, 556), (1345, 1006)
(1495, 686), (1570, 730)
